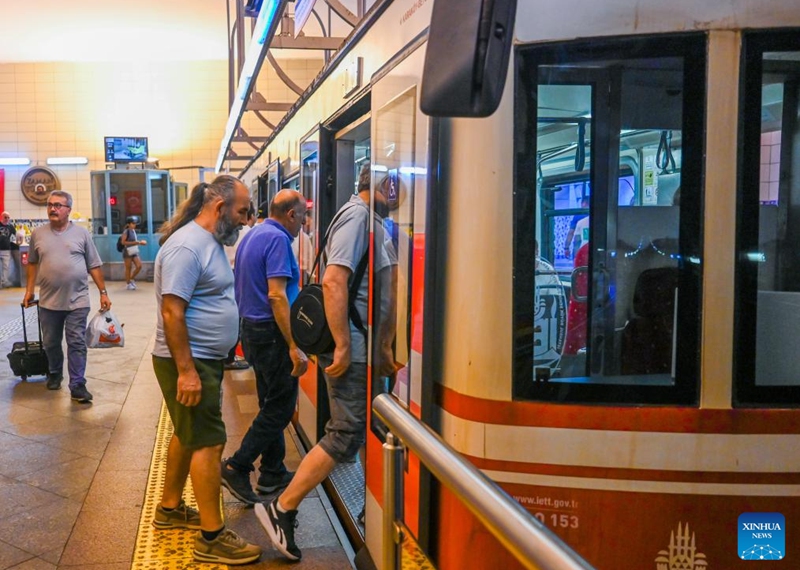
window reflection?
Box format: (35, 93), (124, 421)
(373, 87), (418, 409)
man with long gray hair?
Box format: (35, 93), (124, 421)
(151, 175), (262, 565)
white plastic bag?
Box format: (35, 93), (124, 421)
(86, 310), (124, 348)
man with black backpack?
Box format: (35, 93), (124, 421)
(255, 165), (395, 561)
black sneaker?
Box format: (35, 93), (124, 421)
(70, 385), (93, 403)
(255, 499), (301, 561)
(220, 459), (260, 505)
(256, 470), (294, 494)
(46, 373), (63, 390)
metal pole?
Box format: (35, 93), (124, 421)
(382, 432), (403, 570)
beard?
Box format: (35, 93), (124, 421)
(214, 211), (242, 246)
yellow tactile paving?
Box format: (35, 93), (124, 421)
(132, 402), (227, 570)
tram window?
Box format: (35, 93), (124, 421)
(735, 32), (800, 405)
(513, 35), (705, 405)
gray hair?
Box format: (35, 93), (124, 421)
(158, 175), (242, 245)
(48, 190), (73, 208)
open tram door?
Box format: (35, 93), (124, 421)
(364, 41), (435, 566)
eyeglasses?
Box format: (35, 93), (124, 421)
(46, 202), (70, 210)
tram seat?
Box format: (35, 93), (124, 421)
(620, 266), (679, 375)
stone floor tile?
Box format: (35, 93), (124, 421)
(58, 505), (140, 566)
(0, 441), (82, 479)
(0, 539), (34, 569)
(17, 456), (100, 498)
(0, 497), (82, 557)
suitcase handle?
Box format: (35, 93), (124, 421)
(20, 300), (43, 349)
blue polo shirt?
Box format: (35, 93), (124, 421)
(234, 219), (300, 322)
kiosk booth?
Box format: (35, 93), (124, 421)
(90, 169), (182, 281)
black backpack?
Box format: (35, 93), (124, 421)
(291, 207), (368, 355)
(116, 234), (125, 252)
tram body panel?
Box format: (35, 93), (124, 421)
(516, 0), (800, 44)
(437, 80), (516, 401)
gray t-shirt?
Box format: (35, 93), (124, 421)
(153, 221), (238, 360)
(28, 223), (102, 311)
(324, 195), (395, 362)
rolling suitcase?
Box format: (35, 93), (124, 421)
(6, 301), (49, 381)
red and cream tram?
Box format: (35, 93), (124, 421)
(227, 0), (800, 567)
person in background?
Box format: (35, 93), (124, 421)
(121, 216), (146, 290)
(223, 201), (256, 371)
(564, 195), (589, 259)
(22, 191), (111, 402)
(290, 206), (313, 284)
(256, 200), (269, 224)
(0, 211), (16, 288)
(151, 175), (261, 565)
(220, 189), (308, 505)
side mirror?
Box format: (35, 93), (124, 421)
(420, 0), (517, 117)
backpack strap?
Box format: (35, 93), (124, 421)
(348, 249), (369, 335)
(310, 200), (370, 335)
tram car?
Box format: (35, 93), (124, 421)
(232, 0), (800, 567)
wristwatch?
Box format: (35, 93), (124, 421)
(100, 289), (108, 295)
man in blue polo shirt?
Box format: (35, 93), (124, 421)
(221, 189), (309, 504)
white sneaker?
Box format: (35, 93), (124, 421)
(126, 282), (135, 290)
(131, 280), (137, 289)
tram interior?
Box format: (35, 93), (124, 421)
(753, 51), (800, 386)
(532, 56), (684, 386)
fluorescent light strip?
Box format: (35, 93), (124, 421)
(0, 158), (31, 166)
(46, 157), (88, 166)
(215, 0), (283, 173)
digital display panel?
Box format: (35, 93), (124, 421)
(104, 136), (148, 162)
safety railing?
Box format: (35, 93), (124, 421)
(372, 393), (595, 570)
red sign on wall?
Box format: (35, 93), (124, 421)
(125, 190), (143, 215)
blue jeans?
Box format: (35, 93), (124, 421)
(229, 320), (297, 477)
(38, 306), (90, 389)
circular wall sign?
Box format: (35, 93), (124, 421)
(21, 166), (61, 206)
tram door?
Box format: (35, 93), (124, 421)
(296, 129), (323, 445)
(367, 43), (430, 559)
(311, 114), (373, 538)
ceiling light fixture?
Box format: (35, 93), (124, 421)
(0, 157), (31, 166)
(46, 156), (89, 166)
(215, 0), (288, 173)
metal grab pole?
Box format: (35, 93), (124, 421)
(382, 432), (403, 570)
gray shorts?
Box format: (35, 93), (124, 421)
(317, 356), (367, 463)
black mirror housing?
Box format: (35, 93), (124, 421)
(420, 0), (517, 118)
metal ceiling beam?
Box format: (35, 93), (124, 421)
(321, 0), (358, 26)
(217, 0), (290, 172)
(245, 94), (293, 112)
(271, 35), (345, 50)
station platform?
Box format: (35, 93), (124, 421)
(0, 282), (355, 569)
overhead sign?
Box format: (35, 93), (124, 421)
(20, 166), (61, 206)
(294, 0), (317, 37)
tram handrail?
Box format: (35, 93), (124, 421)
(372, 393), (594, 570)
